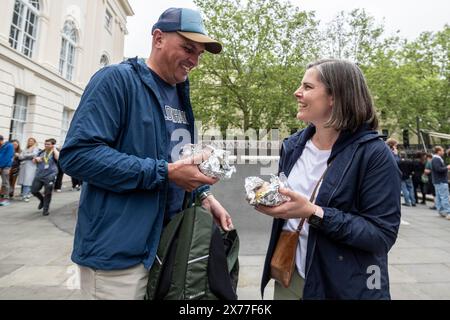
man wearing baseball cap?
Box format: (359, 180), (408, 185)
(59, 8), (232, 299)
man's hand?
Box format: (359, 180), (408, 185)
(33, 157), (42, 164)
(255, 188), (322, 220)
(168, 155), (218, 192)
(201, 195), (234, 231)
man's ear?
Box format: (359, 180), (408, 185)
(152, 29), (164, 49)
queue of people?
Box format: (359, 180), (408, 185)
(0, 135), (81, 213)
(387, 138), (450, 219)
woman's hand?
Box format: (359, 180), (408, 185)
(255, 188), (319, 220)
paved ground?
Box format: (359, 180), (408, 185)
(0, 183), (83, 300)
(1, 176), (450, 300)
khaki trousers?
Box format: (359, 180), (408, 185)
(273, 271), (305, 300)
(78, 263), (149, 300)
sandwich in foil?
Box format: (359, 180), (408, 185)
(244, 173), (290, 206)
(180, 143), (236, 180)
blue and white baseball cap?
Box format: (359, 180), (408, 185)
(152, 8), (222, 54)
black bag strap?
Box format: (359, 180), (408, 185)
(208, 224), (238, 300)
(182, 191), (192, 210)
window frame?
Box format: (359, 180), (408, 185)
(9, 0), (40, 58)
(60, 108), (72, 144)
(9, 92), (29, 146)
(59, 20), (78, 81)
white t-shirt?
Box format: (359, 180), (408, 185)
(283, 139), (331, 278)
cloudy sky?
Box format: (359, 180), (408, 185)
(124, 0), (450, 58)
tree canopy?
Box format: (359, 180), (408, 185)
(190, 0), (449, 140)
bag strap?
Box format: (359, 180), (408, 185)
(182, 191), (192, 210)
(296, 162), (332, 232)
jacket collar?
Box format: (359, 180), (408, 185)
(125, 57), (195, 141)
(290, 124), (380, 159)
(125, 57), (191, 103)
(282, 123), (380, 175)
(329, 124), (380, 162)
(126, 57), (167, 105)
(433, 154), (444, 163)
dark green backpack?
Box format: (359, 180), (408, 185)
(145, 202), (239, 300)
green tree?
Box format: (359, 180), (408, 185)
(190, 0), (320, 135)
(400, 26), (450, 134)
(322, 9), (449, 138)
(188, 1), (449, 142)
(322, 9), (386, 65)
(366, 25), (449, 138)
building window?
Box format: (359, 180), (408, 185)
(105, 9), (112, 32)
(100, 54), (110, 68)
(9, 0), (40, 58)
(9, 93), (28, 146)
(60, 108), (72, 144)
(59, 21), (78, 81)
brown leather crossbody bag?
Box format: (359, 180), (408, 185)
(270, 165), (330, 288)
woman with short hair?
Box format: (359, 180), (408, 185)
(257, 59), (401, 299)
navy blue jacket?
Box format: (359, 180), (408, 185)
(0, 142), (14, 168)
(431, 156), (448, 184)
(398, 158), (414, 180)
(60, 57), (207, 270)
(261, 125), (401, 299)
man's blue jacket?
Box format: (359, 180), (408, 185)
(60, 57), (206, 270)
(261, 124), (401, 299)
(0, 142), (14, 168)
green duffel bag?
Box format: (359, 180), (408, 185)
(145, 195), (239, 300)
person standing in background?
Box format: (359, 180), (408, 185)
(412, 151), (427, 205)
(431, 146), (450, 219)
(18, 137), (39, 202)
(424, 153), (436, 209)
(0, 135), (14, 206)
(399, 151), (416, 207)
(31, 138), (59, 215)
(8, 139), (21, 199)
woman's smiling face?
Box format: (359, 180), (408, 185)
(294, 67), (334, 126)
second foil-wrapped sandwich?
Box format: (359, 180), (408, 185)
(244, 173), (290, 207)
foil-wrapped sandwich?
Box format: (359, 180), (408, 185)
(180, 144), (236, 180)
(245, 173), (291, 206)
